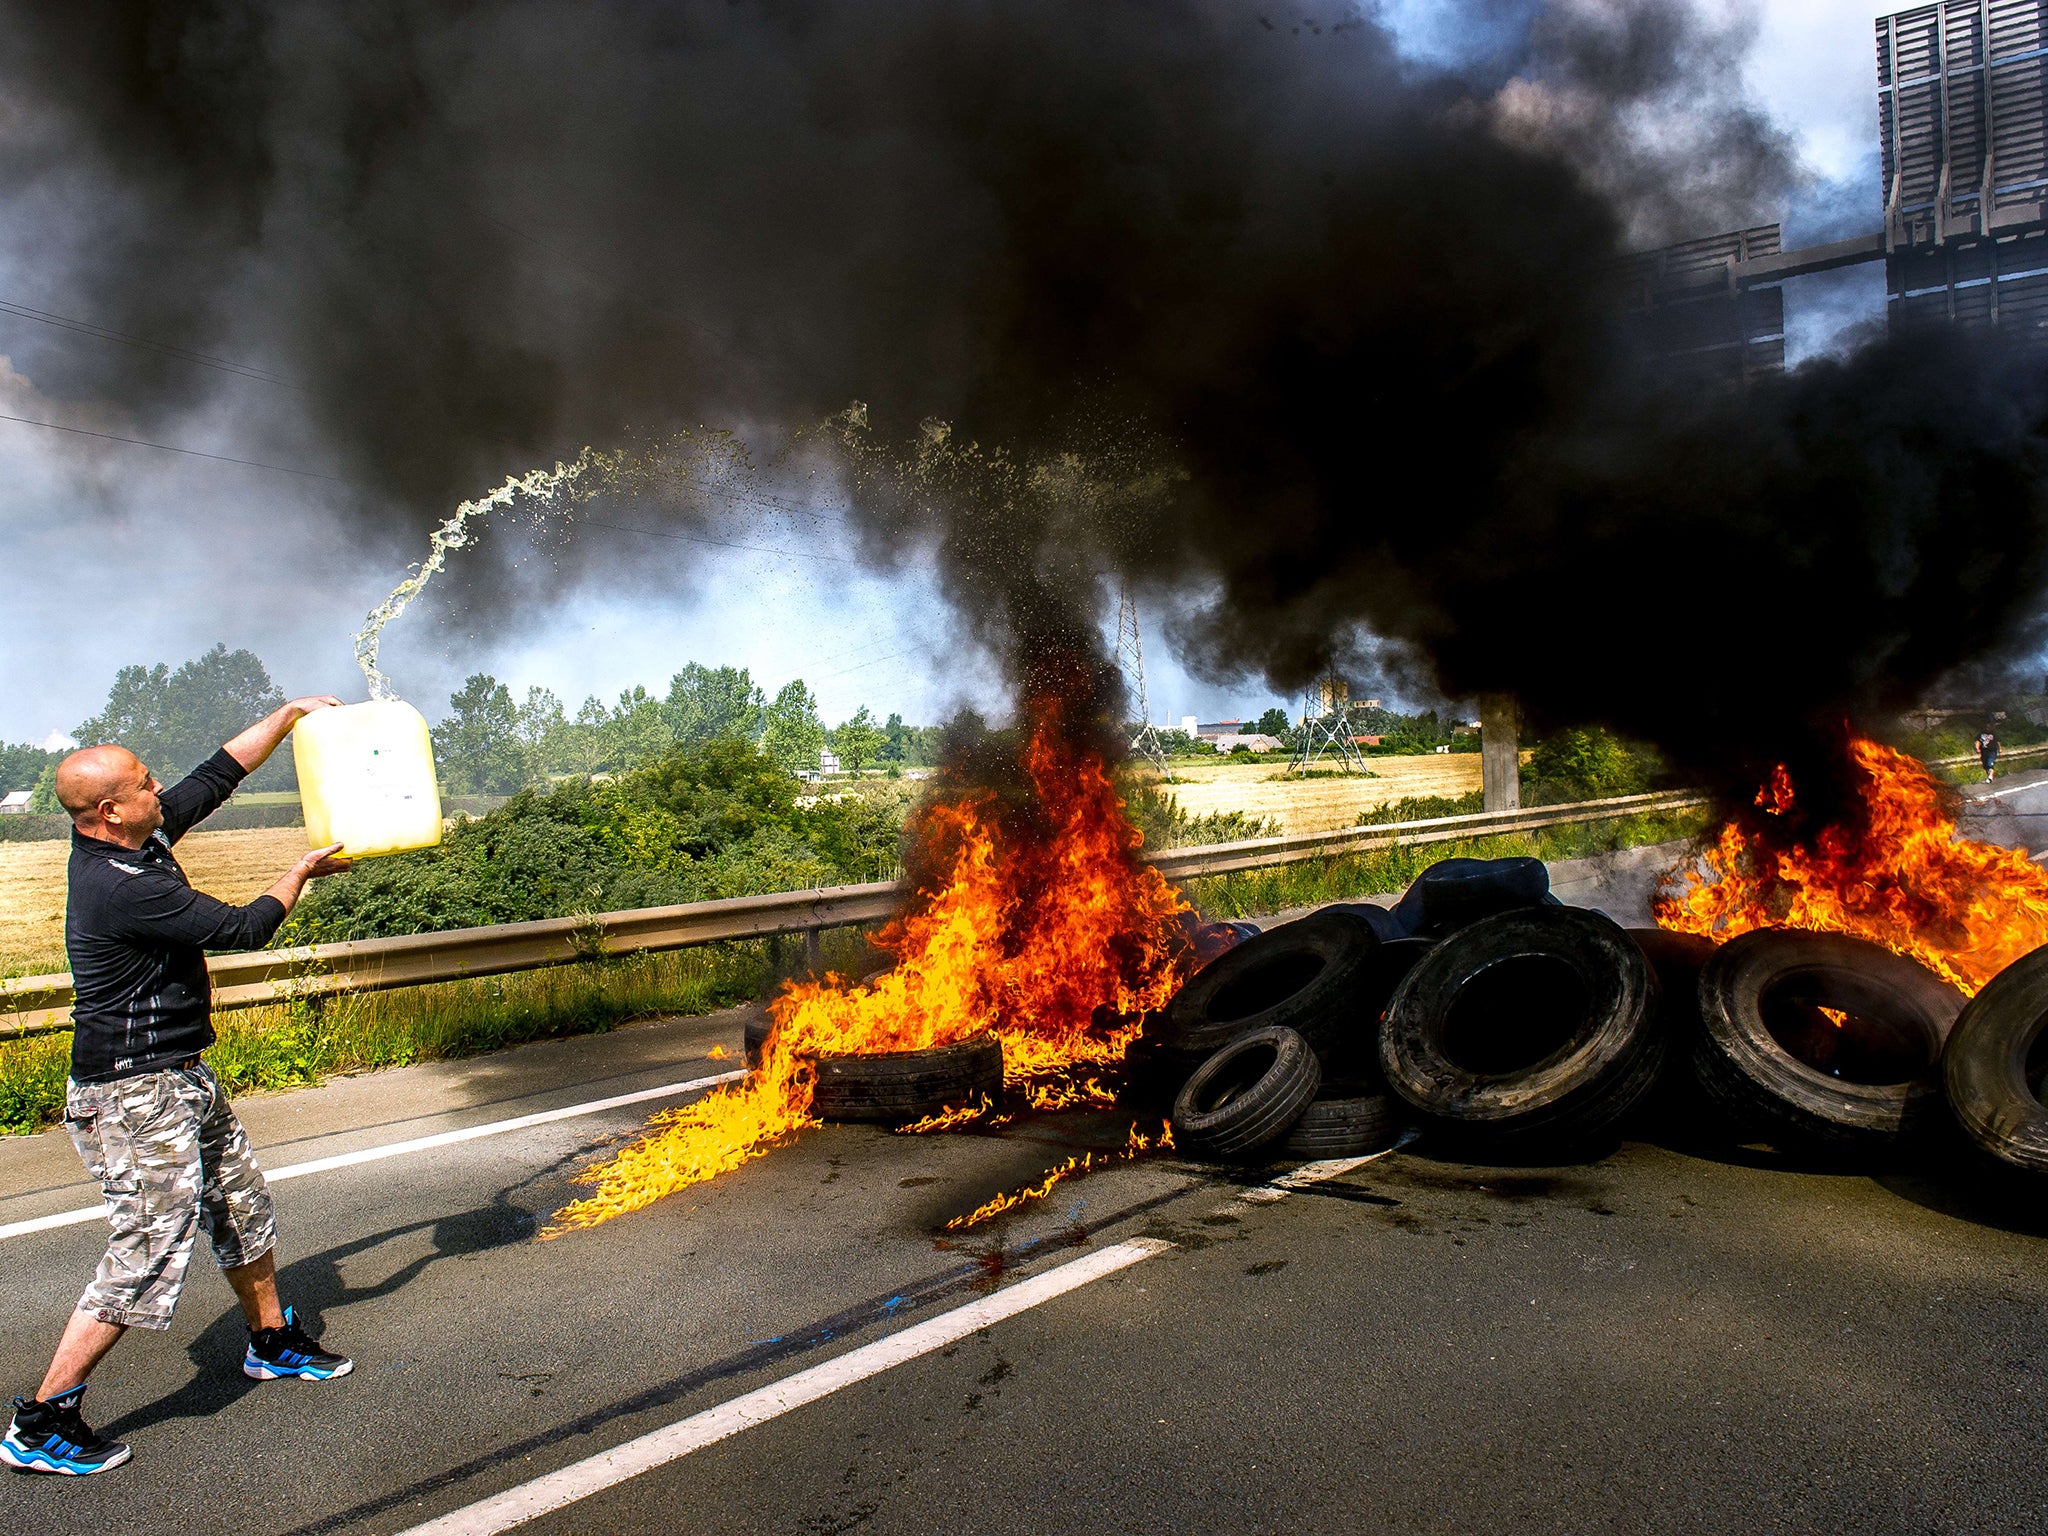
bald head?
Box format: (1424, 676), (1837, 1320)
(58, 745), (163, 845)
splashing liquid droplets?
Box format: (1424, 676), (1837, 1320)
(352, 447), (621, 700)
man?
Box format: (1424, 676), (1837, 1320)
(4, 697), (355, 1477)
(1978, 727), (2001, 784)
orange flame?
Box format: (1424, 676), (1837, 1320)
(549, 711), (1194, 1233)
(943, 1121), (1173, 1230)
(1655, 738), (2048, 994)
(896, 1096), (996, 1135)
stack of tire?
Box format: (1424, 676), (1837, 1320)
(1158, 853), (2048, 1174)
(1150, 855), (1576, 1160)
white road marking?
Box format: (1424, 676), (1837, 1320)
(393, 1237), (1174, 1536)
(0, 1069), (746, 1243)
(1966, 779), (2048, 803)
(1233, 1133), (1415, 1205)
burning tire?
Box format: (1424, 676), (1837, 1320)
(1693, 930), (1963, 1151)
(809, 1034), (1005, 1125)
(1279, 1086), (1402, 1159)
(1943, 946), (2048, 1174)
(744, 1012), (774, 1069)
(1158, 910), (1382, 1056)
(1172, 1025), (1322, 1158)
(1379, 906), (1662, 1147)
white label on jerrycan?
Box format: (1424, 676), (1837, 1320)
(291, 700), (444, 859)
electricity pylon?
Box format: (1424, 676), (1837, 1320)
(1115, 582), (1172, 779)
(1289, 668), (1370, 776)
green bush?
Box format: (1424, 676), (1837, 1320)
(1523, 727), (1660, 804)
(283, 737), (906, 943)
(1356, 791), (1485, 826)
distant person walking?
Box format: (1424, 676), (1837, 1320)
(4, 698), (355, 1477)
(1977, 728), (2001, 784)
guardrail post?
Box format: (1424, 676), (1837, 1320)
(804, 927), (823, 977)
(1481, 694), (1521, 813)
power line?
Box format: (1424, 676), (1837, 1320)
(0, 296), (296, 387)
(0, 410), (354, 483)
(814, 649), (916, 680)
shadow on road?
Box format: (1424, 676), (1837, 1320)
(101, 1177), (543, 1439)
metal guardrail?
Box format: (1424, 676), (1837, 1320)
(1933, 741), (2048, 769)
(1, 789), (1703, 1039)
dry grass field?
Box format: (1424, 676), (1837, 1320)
(0, 825), (311, 977)
(1152, 752), (1487, 836)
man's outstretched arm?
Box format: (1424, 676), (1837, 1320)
(223, 695), (346, 774)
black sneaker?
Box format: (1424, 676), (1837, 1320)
(244, 1306), (354, 1382)
(2, 1386), (132, 1475)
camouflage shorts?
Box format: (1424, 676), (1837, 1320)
(63, 1061), (277, 1331)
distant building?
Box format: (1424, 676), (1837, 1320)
(818, 750), (840, 774)
(1211, 732), (1281, 753)
(0, 790), (32, 815)
(1351, 735), (1384, 747)
(1190, 719), (1245, 742)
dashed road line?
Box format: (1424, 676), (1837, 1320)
(0, 1069), (745, 1243)
(392, 1237), (1175, 1536)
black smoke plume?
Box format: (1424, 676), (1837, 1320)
(4, 0), (2044, 808)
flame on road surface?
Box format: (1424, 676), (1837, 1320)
(944, 1121), (1173, 1231)
(548, 709), (1196, 1234)
(1656, 738), (2048, 994)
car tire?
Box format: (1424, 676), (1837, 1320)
(809, 1033), (1006, 1125)
(1694, 930), (1963, 1151)
(1159, 910), (1382, 1056)
(1279, 1087), (1402, 1159)
(1942, 944), (2048, 1174)
(1172, 1026), (1321, 1158)
(1379, 906), (1662, 1147)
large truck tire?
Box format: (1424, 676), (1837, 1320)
(1693, 930), (1962, 1151)
(1943, 944), (2048, 1175)
(1159, 910), (1382, 1056)
(1380, 906), (1662, 1148)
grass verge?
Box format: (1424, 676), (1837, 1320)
(1182, 808), (1708, 918)
(0, 932), (881, 1137)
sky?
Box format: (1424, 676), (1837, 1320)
(0, 1), (1904, 748)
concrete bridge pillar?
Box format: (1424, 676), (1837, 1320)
(1481, 694), (1520, 813)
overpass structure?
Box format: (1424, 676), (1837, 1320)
(1622, 0), (2048, 382)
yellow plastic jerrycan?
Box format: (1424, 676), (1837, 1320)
(291, 700), (444, 859)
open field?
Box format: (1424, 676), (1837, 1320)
(1151, 751), (1487, 834)
(0, 825), (311, 976)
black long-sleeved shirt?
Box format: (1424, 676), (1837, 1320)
(66, 749), (288, 1083)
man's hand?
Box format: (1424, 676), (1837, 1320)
(299, 843), (352, 879)
(265, 844), (351, 916)
(287, 695), (345, 719)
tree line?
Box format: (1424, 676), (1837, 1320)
(431, 664), (945, 794)
(0, 646), (947, 806)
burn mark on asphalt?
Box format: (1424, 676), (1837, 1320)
(979, 1357), (1013, 1386)
(899, 1177), (942, 1187)
(1246, 1260), (1289, 1275)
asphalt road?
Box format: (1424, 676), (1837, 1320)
(1954, 763), (2048, 855)
(4, 998), (2045, 1535)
